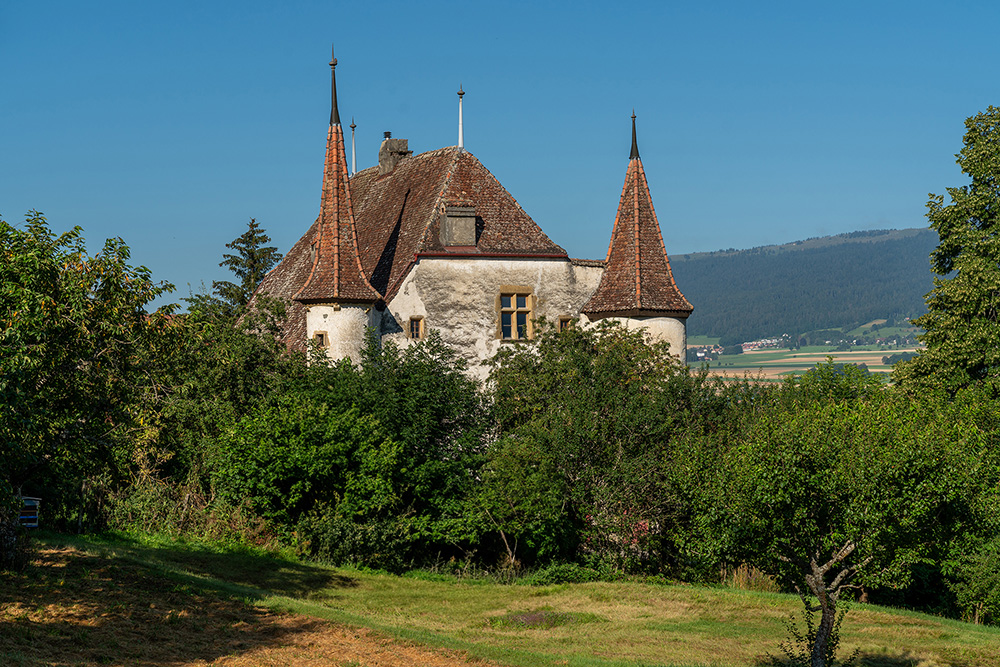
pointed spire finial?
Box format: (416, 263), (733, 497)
(350, 116), (357, 176)
(630, 110), (640, 160)
(329, 44), (340, 126)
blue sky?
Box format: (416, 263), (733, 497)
(3, 1), (999, 308)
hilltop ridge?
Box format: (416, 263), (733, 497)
(670, 228), (937, 344)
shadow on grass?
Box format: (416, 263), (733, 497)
(0, 546), (339, 667)
(756, 652), (975, 667)
(45, 531), (357, 599)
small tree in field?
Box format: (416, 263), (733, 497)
(684, 365), (992, 666)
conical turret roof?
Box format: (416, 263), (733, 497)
(582, 115), (692, 317)
(294, 47), (382, 304)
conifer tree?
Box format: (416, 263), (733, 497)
(212, 218), (282, 312)
(896, 107), (1000, 393)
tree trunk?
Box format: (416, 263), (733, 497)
(805, 557), (839, 667)
(811, 595), (837, 667)
(800, 541), (864, 667)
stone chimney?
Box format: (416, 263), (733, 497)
(439, 200), (477, 248)
(378, 131), (412, 175)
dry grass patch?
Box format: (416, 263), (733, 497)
(0, 546), (492, 667)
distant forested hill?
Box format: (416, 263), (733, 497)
(669, 228), (938, 344)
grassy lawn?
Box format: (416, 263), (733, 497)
(3, 533), (998, 667)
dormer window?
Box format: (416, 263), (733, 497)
(440, 203), (477, 248)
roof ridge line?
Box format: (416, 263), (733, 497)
(412, 146), (464, 256)
(602, 160), (637, 263)
(636, 159), (689, 307)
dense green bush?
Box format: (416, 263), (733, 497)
(212, 398), (399, 527)
(296, 511), (415, 573)
(483, 320), (750, 572)
(946, 535), (1000, 625)
(301, 334), (490, 559)
(521, 563), (601, 585)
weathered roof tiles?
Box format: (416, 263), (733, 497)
(349, 146), (566, 300)
(582, 115), (693, 317)
(293, 47), (382, 304)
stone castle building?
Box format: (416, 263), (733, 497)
(254, 51), (692, 375)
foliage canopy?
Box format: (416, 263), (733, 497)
(1, 212), (172, 518)
(897, 106), (1000, 393)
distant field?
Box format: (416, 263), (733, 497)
(686, 335), (721, 347)
(696, 347), (922, 381)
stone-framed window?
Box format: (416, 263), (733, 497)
(313, 331), (329, 348)
(409, 316), (424, 340)
(557, 316), (574, 332)
(496, 286), (534, 341)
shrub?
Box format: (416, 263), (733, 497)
(108, 475), (277, 548)
(946, 535), (1000, 625)
(296, 510), (414, 573)
(720, 563), (780, 593)
(211, 399), (399, 527)
(522, 563), (601, 585)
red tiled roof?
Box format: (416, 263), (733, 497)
(293, 120), (382, 304)
(251, 223), (314, 352)
(349, 146), (566, 299)
(251, 145), (567, 347)
(582, 147), (692, 318)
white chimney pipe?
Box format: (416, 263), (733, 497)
(457, 84), (465, 152)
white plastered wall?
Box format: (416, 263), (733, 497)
(592, 315), (687, 359)
(386, 257), (604, 378)
(305, 303), (379, 364)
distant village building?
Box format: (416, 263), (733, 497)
(253, 50), (693, 375)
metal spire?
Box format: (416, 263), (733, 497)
(457, 84), (465, 152)
(630, 110), (640, 160)
(350, 117), (357, 175)
(329, 44), (340, 126)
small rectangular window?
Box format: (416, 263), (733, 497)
(409, 317), (424, 340)
(313, 332), (328, 348)
(498, 289), (533, 341)
(558, 316), (573, 332)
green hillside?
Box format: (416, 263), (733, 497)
(670, 228), (938, 344)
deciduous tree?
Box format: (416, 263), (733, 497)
(0, 212), (172, 523)
(485, 321), (738, 570)
(683, 365), (994, 666)
(896, 106), (1000, 393)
